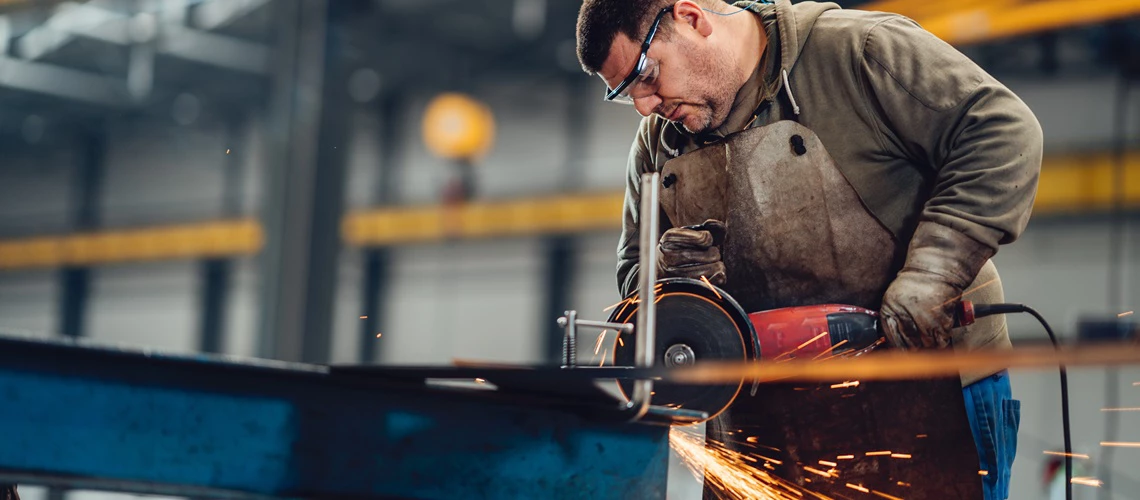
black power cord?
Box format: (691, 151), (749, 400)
(971, 303), (1072, 500)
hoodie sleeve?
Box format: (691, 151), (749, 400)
(859, 16), (1043, 250)
(617, 120), (653, 297)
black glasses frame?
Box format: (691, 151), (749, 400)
(604, 6), (674, 101)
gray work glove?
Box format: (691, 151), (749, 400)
(656, 219), (727, 286)
(880, 221), (994, 349)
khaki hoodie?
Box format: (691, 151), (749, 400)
(615, 1), (1043, 384)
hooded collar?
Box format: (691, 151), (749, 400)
(668, 0), (840, 148)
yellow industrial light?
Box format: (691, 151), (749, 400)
(421, 92), (496, 162)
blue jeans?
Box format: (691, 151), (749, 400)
(963, 370), (1020, 500)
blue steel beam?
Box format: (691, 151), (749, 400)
(0, 335), (671, 499)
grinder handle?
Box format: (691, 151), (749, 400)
(682, 219), (727, 247)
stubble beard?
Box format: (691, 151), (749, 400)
(678, 50), (738, 135)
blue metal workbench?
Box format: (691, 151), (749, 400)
(0, 334), (675, 499)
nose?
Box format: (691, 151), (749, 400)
(633, 94), (662, 117)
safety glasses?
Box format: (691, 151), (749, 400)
(603, 6), (673, 104)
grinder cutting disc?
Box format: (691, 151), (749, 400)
(610, 278), (758, 420)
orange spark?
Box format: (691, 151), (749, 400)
(837, 455), (855, 460)
(896, 482), (911, 487)
(226, 149), (231, 154)
(1071, 477), (1103, 487)
(830, 381), (860, 389)
(700, 275), (723, 300)
(796, 331), (830, 351)
(669, 428), (835, 499)
(594, 331), (606, 355)
(611, 297), (638, 321)
(474, 378), (486, 384)
(746, 436), (759, 443)
(818, 460), (837, 467)
(936, 278), (999, 309)
(890, 453), (911, 459)
(803, 466), (833, 478)
(753, 454), (783, 465)
(871, 490), (905, 500)
(866, 451), (892, 456)
(1119, 311), (1134, 318)
(815, 337), (885, 362)
(845, 483), (870, 493)
(812, 339), (849, 360)
(617, 336), (624, 347)
(359, 315), (368, 319)
(603, 297), (632, 312)
(916, 434), (928, 438)
(978, 470), (989, 476)
(599, 349), (607, 367)
(375, 332), (382, 338)
(1044, 451), (1090, 459)
(1101, 442), (1140, 448)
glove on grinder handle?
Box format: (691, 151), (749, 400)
(682, 219), (727, 247)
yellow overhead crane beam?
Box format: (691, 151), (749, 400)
(0, 153), (1137, 271)
(862, 0), (1140, 45)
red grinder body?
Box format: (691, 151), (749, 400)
(749, 304), (883, 360)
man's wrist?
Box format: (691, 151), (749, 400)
(903, 221), (995, 288)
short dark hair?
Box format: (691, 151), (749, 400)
(576, 1), (728, 75)
(575, 0), (668, 75)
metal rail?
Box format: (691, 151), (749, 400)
(627, 172), (660, 421)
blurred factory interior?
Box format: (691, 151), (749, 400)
(0, 0), (1138, 499)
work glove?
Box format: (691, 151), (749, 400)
(656, 219), (727, 286)
(880, 221), (994, 350)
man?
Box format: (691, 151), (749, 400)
(576, 1), (1041, 499)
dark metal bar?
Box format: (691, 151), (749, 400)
(57, 124), (105, 340)
(357, 248), (388, 363)
(258, 0), (351, 363)
(197, 115), (247, 356)
(197, 259), (229, 354)
(542, 235), (575, 364)
(58, 268), (88, 340)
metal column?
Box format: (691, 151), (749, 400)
(198, 115), (246, 355)
(357, 92), (405, 364)
(58, 123), (105, 340)
(258, 0), (353, 363)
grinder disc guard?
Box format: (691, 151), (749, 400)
(611, 278), (758, 420)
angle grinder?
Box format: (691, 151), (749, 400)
(609, 278), (896, 420)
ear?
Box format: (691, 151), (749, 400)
(672, 1), (714, 38)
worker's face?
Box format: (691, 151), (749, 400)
(599, 7), (736, 134)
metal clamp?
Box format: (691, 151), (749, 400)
(555, 173), (659, 422)
(558, 314), (634, 369)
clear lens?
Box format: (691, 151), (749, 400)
(605, 57), (660, 105)
(611, 93), (635, 105)
(635, 58), (659, 90)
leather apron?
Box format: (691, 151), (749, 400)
(661, 121), (984, 499)
(659, 120), (899, 313)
